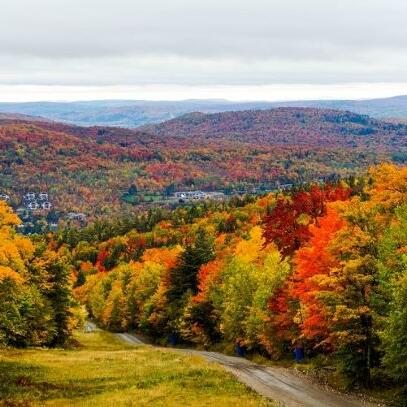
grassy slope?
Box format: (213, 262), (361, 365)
(0, 330), (273, 407)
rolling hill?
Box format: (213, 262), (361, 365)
(0, 108), (406, 216)
(2, 96), (407, 127)
(0, 100), (277, 128)
(142, 108), (407, 148)
(270, 95), (407, 120)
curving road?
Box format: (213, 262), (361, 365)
(113, 330), (381, 407)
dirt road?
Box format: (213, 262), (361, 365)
(114, 331), (380, 407)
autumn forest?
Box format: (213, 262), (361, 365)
(1, 108), (406, 215)
(2, 109), (407, 405)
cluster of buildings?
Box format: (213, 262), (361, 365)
(0, 191), (54, 212)
(23, 192), (52, 211)
(174, 190), (225, 202)
(175, 191), (208, 201)
(0, 191), (90, 234)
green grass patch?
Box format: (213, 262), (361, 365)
(0, 330), (274, 406)
(121, 193), (139, 204)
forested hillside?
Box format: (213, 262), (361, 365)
(0, 201), (79, 347)
(142, 107), (407, 147)
(65, 164), (407, 402)
(3, 163), (407, 404)
(1, 108), (407, 216)
(0, 120), (154, 214)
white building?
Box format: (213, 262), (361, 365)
(67, 212), (87, 222)
(175, 191), (208, 201)
(25, 192), (36, 201)
(27, 201), (39, 210)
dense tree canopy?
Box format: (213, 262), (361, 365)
(0, 201), (78, 347)
(4, 163), (407, 403)
(0, 109), (405, 216)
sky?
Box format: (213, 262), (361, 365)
(1, 0), (407, 102)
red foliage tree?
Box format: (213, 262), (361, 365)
(263, 185), (350, 256)
(290, 207), (345, 345)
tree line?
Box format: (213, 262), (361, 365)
(2, 163), (407, 403)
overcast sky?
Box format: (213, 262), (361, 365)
(1, 0), (407, 101)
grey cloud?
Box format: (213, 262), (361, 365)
(0, 0), (406, 85)
(1, 53), (406, 86)
(1, 0), (405, 57)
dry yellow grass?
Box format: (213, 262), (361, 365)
(0, 330), (274, 406)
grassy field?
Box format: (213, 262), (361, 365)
(0, 330), (273, 407)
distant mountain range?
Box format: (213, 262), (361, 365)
(275, 95), (407, 120)
(2, 95), (407, 127)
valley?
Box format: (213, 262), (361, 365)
(0, 108), (405, 220)
(2, 1), (407, 405)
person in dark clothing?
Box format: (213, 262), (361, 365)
(235, 338), (245, 356)
(294, 342), (305, 362)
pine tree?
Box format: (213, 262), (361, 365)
(382, 272), (407, 380)
(45, 253), (73, 346)
(167, 227), (215, 302)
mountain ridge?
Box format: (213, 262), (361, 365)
(141, 107), (407, 148)
(2, 95), (407, 127)
(0, 107), (406, 215)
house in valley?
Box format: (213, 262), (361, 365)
(175, 191), (208, 202)
(24, 192), (36, 201)
(23, 191), (52, 211)
(67, 212), (87, 222)
(27, 201), (39, 210)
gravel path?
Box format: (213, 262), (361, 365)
(113, 331), (381, 407)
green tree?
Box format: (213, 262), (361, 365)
(378, 204), (407, 380)
(382, 271), (407, 380)
(35, 251), (74, 346)
(165, 227), (215, 336)
(167, 227), (215, 301)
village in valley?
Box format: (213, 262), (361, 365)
(0, 181), (300, 235)
(0, 191), (87, 234)
(120, 180), (298, 207)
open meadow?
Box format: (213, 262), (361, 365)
(0, 330), (273, 406)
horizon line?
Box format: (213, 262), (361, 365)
(1, 83), (407, 103)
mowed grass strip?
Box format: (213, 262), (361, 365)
(0, 330), (274, 406)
